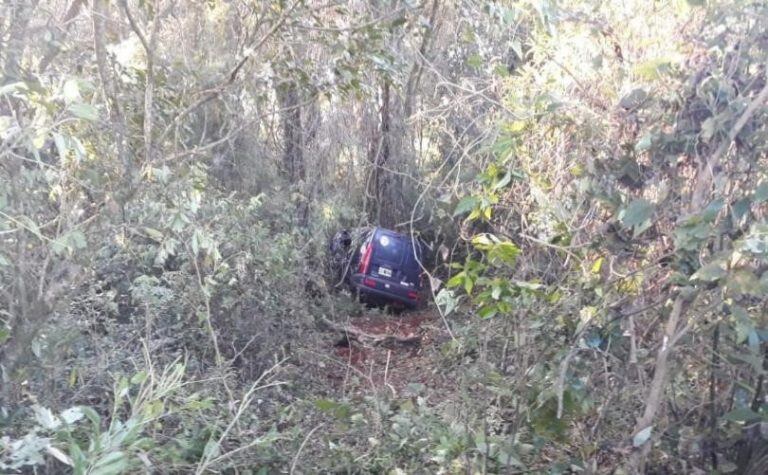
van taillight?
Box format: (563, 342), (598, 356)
(407, 291), (418, 300)
(363, 278), (377, 288)
(358, 242), (374, 274)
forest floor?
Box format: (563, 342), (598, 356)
(324, 306), (454, 400)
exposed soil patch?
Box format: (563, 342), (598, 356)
(324, 307), (450, 398)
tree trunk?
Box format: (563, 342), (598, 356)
(2, 0), (40, 84)
(277, 81), (304, 183)
(92, 0), (132, 186)
(37, 0), (86, 74)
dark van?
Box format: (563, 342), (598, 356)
(332, 227), (423, 308)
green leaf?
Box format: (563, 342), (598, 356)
(144, 227), (164, 241)
(754, 182), (768, 203)
(33, 405), (62, 430)
(492, 170), (512, 190)
(701, 198), (724, 222)
(478, 305), (498, 319)
(91, 451), (128, 475)
(513, 280), (543, 292)
(701, 117), (717, 141)
(70, 443), (87, 474)
(632, 425), (653, 447)
(53, 132), (69, 161)
(504, 121), (527, 133)
(169, 212), (189, 233)
(464, 276), (474, 295)
(722, 408), (762, 423)
(404, 382), (425, 396)
(635, 134), (653, 152)
(495, 451), (525, 468)
(491, 284), (502, 300)
(634, 58), (673, 81)
(619, 88), (648, 109)
(446, 273), (464, 288)
(732, 198), (751, 222)
(591, 257), (604, 274)
(435, 288), (459, 316)
(68, 230), (87, 249)
(314, 398), (349, 419)
(0, 115), (11, 135)
(17, 215), (41, 238)
(315, 398), (338, 412)
(726, 270), (764, 297)
(390, 16), (407, 29)
(454, 196), (480, 217)
(67, 103), (99, 122)
(491, 242), (521, 266)
(471, 233), (496, 250)
(621, 199), (654, 227)
(691, 260), (727, 282)
(130, 370), (148, 385)
(51, 237), (68, 256)
(467, 53), (483, 69)
(78, 406), (101, 428)
(61, 407), (84, 425)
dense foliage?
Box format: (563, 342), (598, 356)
(2, 0), (768, 473)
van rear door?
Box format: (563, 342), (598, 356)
(369, 230), (419, 288)
(369, 230), (405, 281)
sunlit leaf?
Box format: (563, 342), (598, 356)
(33, 405), (61, 430)
(691, 260), (727, 282)
(513, 280), (543, 291)
(446, 273), (464, 288)
(478, 305), (498, 319)
(68, 103), (99, 121)
(632, 425), (653, 447)
(634, 58), (673, 80)
(471, 233), (496, 250)
(591, 257), (604, 274)
(491, 242), (521, 266)
(435, 288), (459, 315)
(453, 196), (480, 217)
(46, 446), (73, 467)
(62, 79), (81, 103)
(60, 407), (84, 425)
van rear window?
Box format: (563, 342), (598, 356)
(374, 234), (404, 263)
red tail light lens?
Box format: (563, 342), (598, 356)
(363, 278), (377, 288)
(407, 290), (419, 300)
(358, 242), (374, 274)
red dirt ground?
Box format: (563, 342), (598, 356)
(326, 308), (450, 398)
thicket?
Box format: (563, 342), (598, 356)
(1, 0), (768, 473)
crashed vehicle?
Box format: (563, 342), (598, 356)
(329, 227), (424, 308)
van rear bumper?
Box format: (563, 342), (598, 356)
(350, 274), (420, 308)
